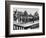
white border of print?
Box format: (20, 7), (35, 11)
(9, 5), (43, 35)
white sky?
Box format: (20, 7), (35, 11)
(13, 8), (39, 15)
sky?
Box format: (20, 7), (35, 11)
(13, 8), (39, 15)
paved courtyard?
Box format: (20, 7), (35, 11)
(13, 20), (39, 27)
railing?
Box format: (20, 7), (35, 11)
(13, 24), (24, 30)
(13, 23), (39, 30)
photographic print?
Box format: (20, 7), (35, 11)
(5, 1), (45, 37)
(13, 8), (39, 30)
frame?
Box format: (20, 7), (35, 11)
(5, 1), (45, 37)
